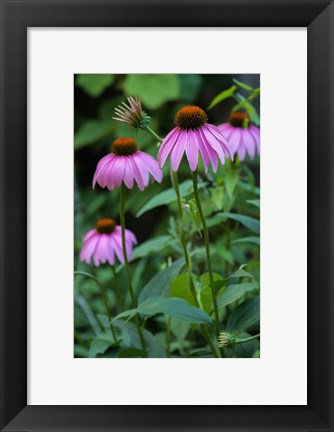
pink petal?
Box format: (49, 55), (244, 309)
(205, 124), (233, 160)
(128, 156), (145, 191)
(158, 128), (180, 168)
(249, 125), (260, 155)
(107, 157), (125, 190)
(135, 151), (163, 183)
(95, 234), (109, 264)
(106, 239), (115, 266)
(92, 154), (115, 189)
(237, 141), (247, 161)
(125, 228), (138, 246)
(111, 231), (126, 263)
(131, 153), (149, 189)
(242, 129), (256, 159)
(185, 129), (199, 172)
(80, 233), (100, 264)
(218, 123), (234, 140)
(201, 127), (226, 168)
(170, 130), (187, 172)
(227, 128), (242, 154)
(123, 158), (135, 189)
(83, 229), (96, 242)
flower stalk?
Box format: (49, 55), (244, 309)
(119, 184), (147, 356)
(192, 170), (220, 339)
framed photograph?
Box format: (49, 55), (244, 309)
(1, 0), (333, 431)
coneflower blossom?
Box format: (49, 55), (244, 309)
(158, 106), (233, 173)
(218, 112), (260, 160)
(93, 137), (163, 191)
(80, 218), (137, 266)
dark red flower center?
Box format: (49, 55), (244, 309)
(111, 137), (138, 156)
(229, 112), (251, 128)
(96, 218), (116, 234)
(174, 106), (208, 131)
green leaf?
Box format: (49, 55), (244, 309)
(76, 74), (114, 97)
(136, 180), (194, 217)
(74, 291), (100, 336)
(140, 297), (213, 324)
(132, 236), (173, 260)
(149, 332), (167, 358)
(179, 74), (203, 102)
(74, 119), (113, 150)
(229, 268), (255, 279)
(113, 320), (154, 350)
(114, 296), (213, 325)
(227, 296), (260, 332)
(225, 167), (240, 199)
(232, 236), (260, 246)
(207, 85), (237, 110)
(124, 74), (180, 109)
(218, 282), (258, 308)
(210, 187), (224, 210)
(232, 93), (260, 126)
(170, 273), (196, 306)
(247, 199), (260, 208)
(188, 198), (202, 230)
(89, 334), (120, 358)
(207, 212), (260, 234)
(138, 257), (185, 304)
(232, 78), (253, 92)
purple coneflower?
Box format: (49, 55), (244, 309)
(158, 105), (233, 173)
(218, 112), (260, 160)
(80, 218), (137, 266)
(93, 137), (163, 191)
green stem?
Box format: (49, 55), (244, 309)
(171, 170), (220, 358)
(145, 126), (163, 143)
(74, 271), (117, 342)
(192, 171), (220, 339)
(119, 184), (147, 356)
(236, 334), (260, 344)
(170, 170), (193, 295)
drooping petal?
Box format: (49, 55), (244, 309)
(205, 124), (233, 160)
(125, 228), (138, 246)
(227, 128), (242, 154)
(242, 129), (256, 159)
(170, 130), (187, 172)
(127, 156), (145, 191)
(80, 233), (100, 264)
(158, 128), (180, 168)
(237, 140), (247, 161)
(93, 154), (115, 188)
(218, 123), (234, 140)
(135, 151), (163, 183)
(131, 153), (149, 189)
(107, 157), (125, 190)
(123, 158), (135, 189)
(202, 126), (227, 166)
(185, 129), (199, 171)
(249, 125), (260, 155)
(83, 229), (96, 242)
(197, 134), (210, 173)
(95, 234), (109, 264)
(111, 230), (126, 263)
(197, 128), (219, 172)
(106, 238), (115, 266)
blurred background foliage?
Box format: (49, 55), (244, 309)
(74, 74), (260, 358)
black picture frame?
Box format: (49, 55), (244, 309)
(1, 0), (333, 430)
